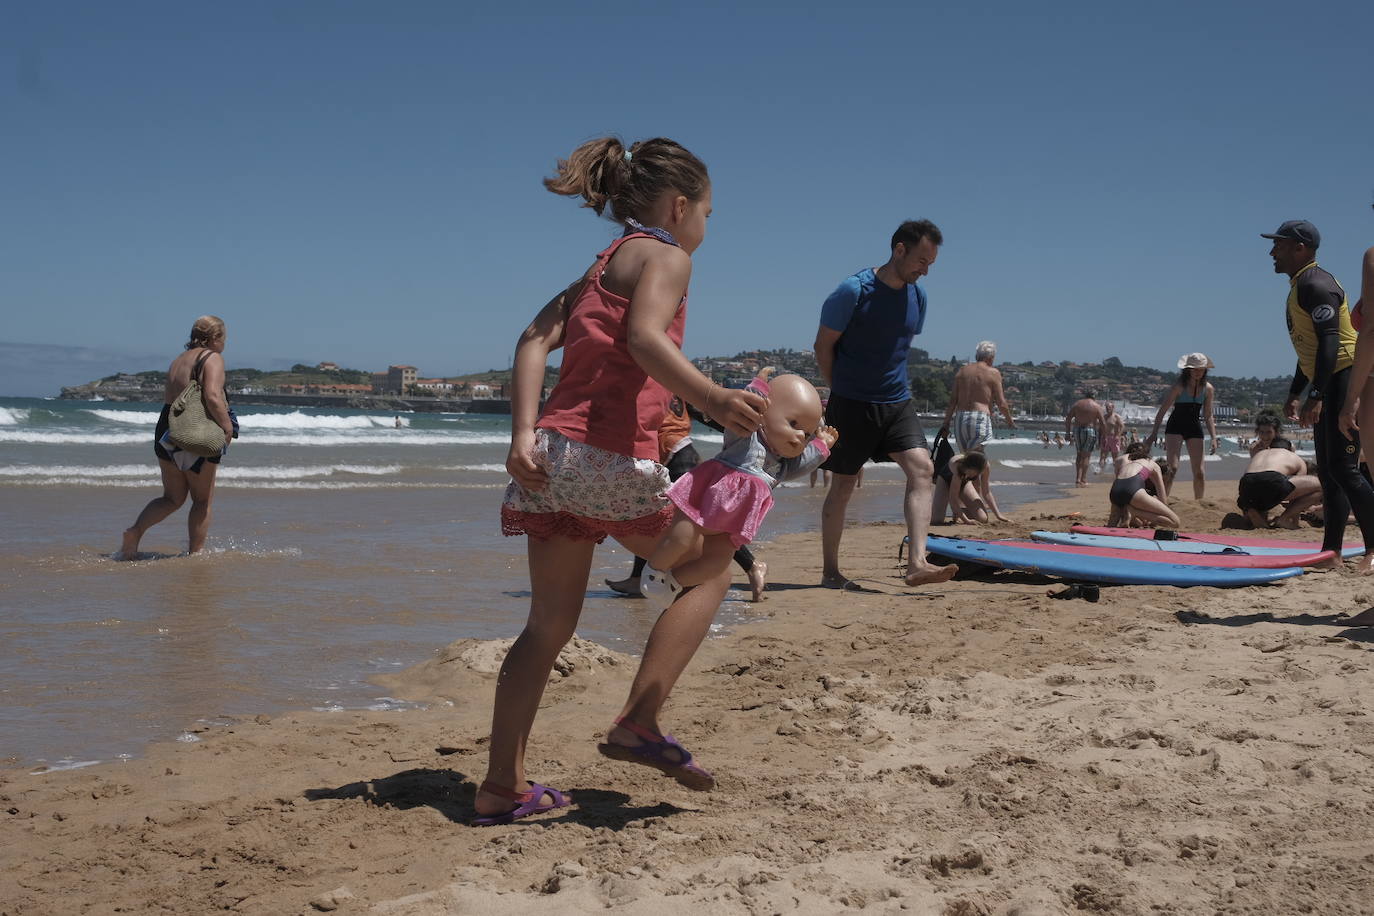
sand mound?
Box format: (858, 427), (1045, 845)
(374, 635), (633, 703)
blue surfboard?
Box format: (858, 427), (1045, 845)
(1030, 530), (1364, 559)
(926, 536), (1304, 587)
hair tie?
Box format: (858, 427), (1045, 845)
(623, 149), (632, 162)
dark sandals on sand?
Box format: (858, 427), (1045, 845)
(597, 716), (715, 790)
(469, 780), (570, 827)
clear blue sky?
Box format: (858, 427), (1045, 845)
(4, 0), (1372, 397)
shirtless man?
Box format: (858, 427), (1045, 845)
(1065, 389), (1106, 487)
(1237, 437), (1322, 529)
(1097, 402), (1125, 472)
(940, 340), (1016, 452)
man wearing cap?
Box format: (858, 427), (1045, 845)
(814, 219), (957, 588)
(1064, 389), (1105, 488)
(1265, 219), (1374, 571)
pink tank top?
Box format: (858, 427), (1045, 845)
(537, 232), (687, 461)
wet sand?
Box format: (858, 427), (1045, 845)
(3, 481), (1372, 915)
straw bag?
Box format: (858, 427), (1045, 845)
(167, 351), (226, 457)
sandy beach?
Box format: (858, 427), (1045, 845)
(4, 480), (1373, 915)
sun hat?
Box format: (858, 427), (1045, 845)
(1177, 352), (1214, 370)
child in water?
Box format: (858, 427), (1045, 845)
(640, 370), (837, 609)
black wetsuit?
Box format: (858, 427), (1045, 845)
(1285, 262), (1374, 552)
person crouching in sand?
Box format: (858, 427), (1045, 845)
(639, 372), (836, 609)
(930, 448), (1007, 524)
(1106, 441), (1179, 529)
(1237, 437), (1322, 530)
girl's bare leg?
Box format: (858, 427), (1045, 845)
(1131, 490), (1180, 528)
(665, 532), (736, 587)
(1185, 437), (1206, 499)
(185, 462), (219, 554)
(1164, 434), (1183, 499)
(607, 567), (731, 757)
(119, 459), (189, 558)
(476, 534), (595, 816)
(644, 511), (701, 575)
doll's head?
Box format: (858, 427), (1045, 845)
(761, 374), (823, 459)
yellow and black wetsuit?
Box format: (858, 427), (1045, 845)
(1283, 261), (1374, 553)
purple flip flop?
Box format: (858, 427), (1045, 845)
(597, 716), (715, 790)
(470, 780), (570, 827)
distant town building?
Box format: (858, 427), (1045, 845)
(316, 362), (339, 372)
(372, 365), (418, 395)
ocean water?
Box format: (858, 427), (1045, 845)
(0, 397), (1260, 769)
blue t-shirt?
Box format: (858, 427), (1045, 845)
(819, 268), (926, 404)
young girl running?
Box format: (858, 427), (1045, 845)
(639, 369), (836, 610)
(475, 137), (767, 826)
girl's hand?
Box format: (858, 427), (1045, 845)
(506, 429), (547, 492)
(817, 425), (839, 448)
(1209, 438), (1218, 456)
(709, 386), (768, 438)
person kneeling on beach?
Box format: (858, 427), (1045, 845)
(1237, 437), (1322, 530)
(640, 372), (836, 610)
(930, 448), (1007, 524)
(1106, 441), (1180, 529)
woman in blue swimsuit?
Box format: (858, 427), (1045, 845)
(1145, 353), (1217, 499)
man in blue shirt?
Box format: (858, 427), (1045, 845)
(814, 220), (957, 588)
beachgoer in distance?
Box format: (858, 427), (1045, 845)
(1144, 353), (1217, 499)
(1106, 441), (1180, 529)
(1249, 411), (1281, 456)
(1264, 219), (1374, 572)
(639, 372), (836, 609)
(1064, 389), (1105, 487)
(606, 394), (769, 603)
(931, 448), (1007, 524)
(1053, 431), (1065, 448)
(1039, 430), (1050, 449)
(117, 316), (237, 559)
(814, 219), (957, 588)
(482, 136), (768, 826)
(1337, 200), (1374, 474)
(939, 340), (1016, 452)
(1237, 437), (1322, 529)
(1098, 402), (1125, 472)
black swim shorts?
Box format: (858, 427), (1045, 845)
(1236, 470), (1295, 513)
(821, 393), (929, 476)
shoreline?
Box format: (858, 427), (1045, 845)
(4, 481), (1372, 914)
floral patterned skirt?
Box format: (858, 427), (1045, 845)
(500, 428), (674, 543)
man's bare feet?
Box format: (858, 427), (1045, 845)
(904, 562), (958, 587)
(1355, 553), (1374, 575)
(605, 575), (645, 597)
(1311, 555), (1344, 570)
(747, 561), (767, 602)
(117, 528), (140, 561)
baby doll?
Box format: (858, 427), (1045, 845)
(641, 371), (837, 609)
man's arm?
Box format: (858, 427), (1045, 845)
(1294, 274), (1344, 425)
(814, 277), (860, 388)
(814, 326), (842, 387)
(992, 372), (1015, 427)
